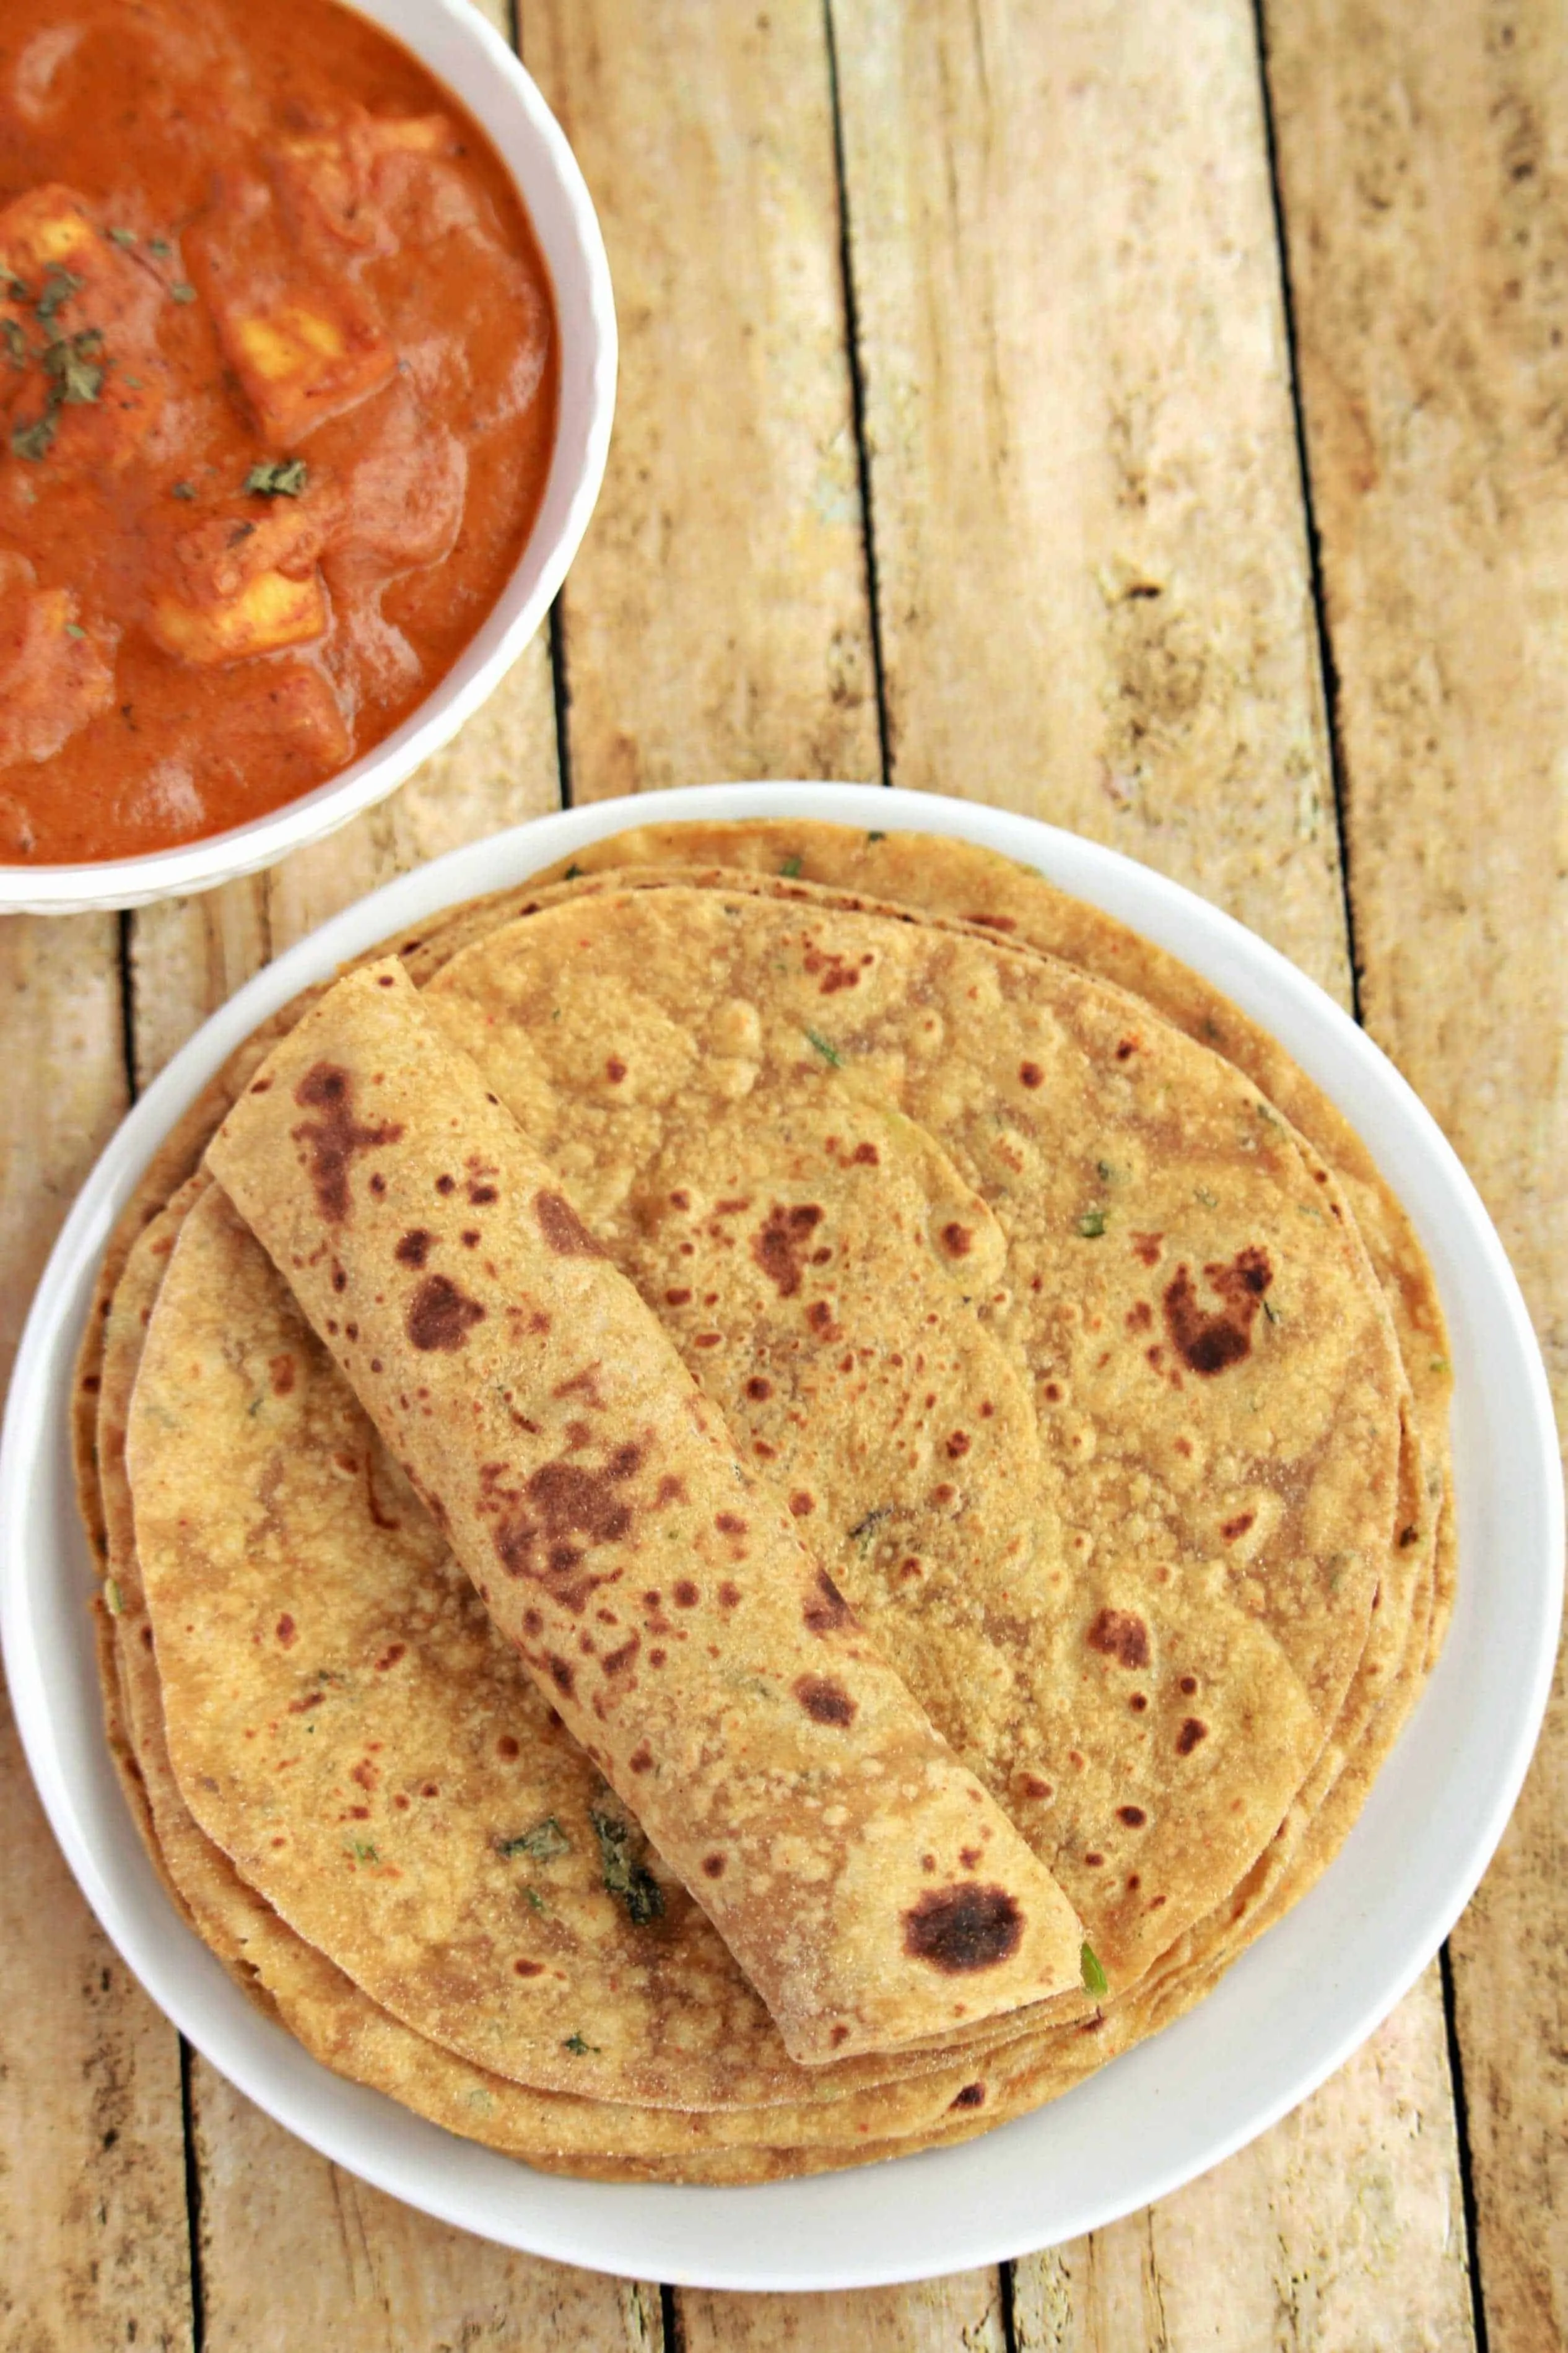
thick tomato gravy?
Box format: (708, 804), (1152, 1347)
(0, 0), (558, 863)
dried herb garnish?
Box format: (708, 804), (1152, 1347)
(64, 622), (85, 641)
(244, 456), (308, 499)
(172, 481), (195, 500)
(169, 281), (197, 305)
(106, 227), (138, 250)
(11, 412), (57, 462)
(497, 1815), (570, 1863)
(804, 1028), (842, 1067)
(5, 269), (107, 462)
(866, 829), (886, 842)
(780, 853), (804, 878)
(0, 269), (28, 302)
(147, 237), (172, 259)
(562, 2032), (599, 2054)
(563, 862), (583, 880)
(35, 264), (82, 324)
(44, 326), (104, 406)
(1081, 1940), (1108, 1997)
(1076, 1208), (1107, 1239)
(849, 1506), (889, 1550)
(591, 1807), (664, 1925)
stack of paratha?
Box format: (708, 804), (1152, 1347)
(75, 819), (1452, 2181)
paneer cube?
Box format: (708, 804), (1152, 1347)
(150, 568), (328, 666)
(0, 551), (116, 767)
(0, 185), (168, 473)
(271, 111), (457, 256)
(220, 661), (352, 777)
(193, 175), (395, 443)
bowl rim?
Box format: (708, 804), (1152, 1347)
(1, 781), (1560, 2289)
(0, 0), (617, 917)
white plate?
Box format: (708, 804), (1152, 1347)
(0, 0), (616, 914)
(2, 783), (1559, 2291)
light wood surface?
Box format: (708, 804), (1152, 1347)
(0, 0), (1557, 2344)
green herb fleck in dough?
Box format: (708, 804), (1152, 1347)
(867, 829), (886, 842)
(497, 1815), (570, 1863)
(591, 1808), (664, 1925)
(524, 1887), (546, 1914)
(805, 1028), (842, 1068)
(1262, 1296), (1281, 1325)
(344, 1839), (379, 1864)
(1195, 1185), (1218, 1209)
(1081, 1941), (1108, 1997)
(244, 456), (308, 499)
(563, 862), (584, 880)
(780, 854), (804, 878)
(1076, 1208), (1107, 1239)
(562, 2032), (599, 2054)
(104, 1578), (123, 1617)
(849, 1506), (889, 1550)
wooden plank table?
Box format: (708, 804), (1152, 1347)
(1, 0), (1561, 2342)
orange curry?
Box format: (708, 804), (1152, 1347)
(0, 0), (559, 862)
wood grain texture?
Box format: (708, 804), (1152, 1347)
(0, 1702), (192, 2353)
(832, 0), (1350, 998)
(1264, 3), (1568, 2347)
(830, 0), (1476, 2337)
(1011, 1964), (1473, 2350)
(523, 0), (880, 798)
(0, 916), (192, 2351)
(191, 2057), (661, 2353)
(680, 2269), (1005, 2353)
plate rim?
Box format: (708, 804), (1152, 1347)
(2, 779), (1560, 2290)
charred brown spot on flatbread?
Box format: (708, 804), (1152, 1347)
(406, 1275), (485, 1352)
(534, 1190), (603, 1257)
(1162, 1246), (1273, 1375)
(752, 1202), (824, 1296)
(1086, 1607), (1150, 1670)
(803, 1567), (855, 1636)
(793, 1674), (857, 1726)
(290, 1063), (404, 1223)
(903, 1885), (1024, 1973)
(492, 1444), (645, 1613)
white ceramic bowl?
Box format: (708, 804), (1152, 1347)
(0, 0), (616, 918)
(2, 784), (1559, 2289)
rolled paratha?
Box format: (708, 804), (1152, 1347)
(192, 959), (1087, 2065)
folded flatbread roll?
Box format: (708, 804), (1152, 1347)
(204, 958), (1085, 2063)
